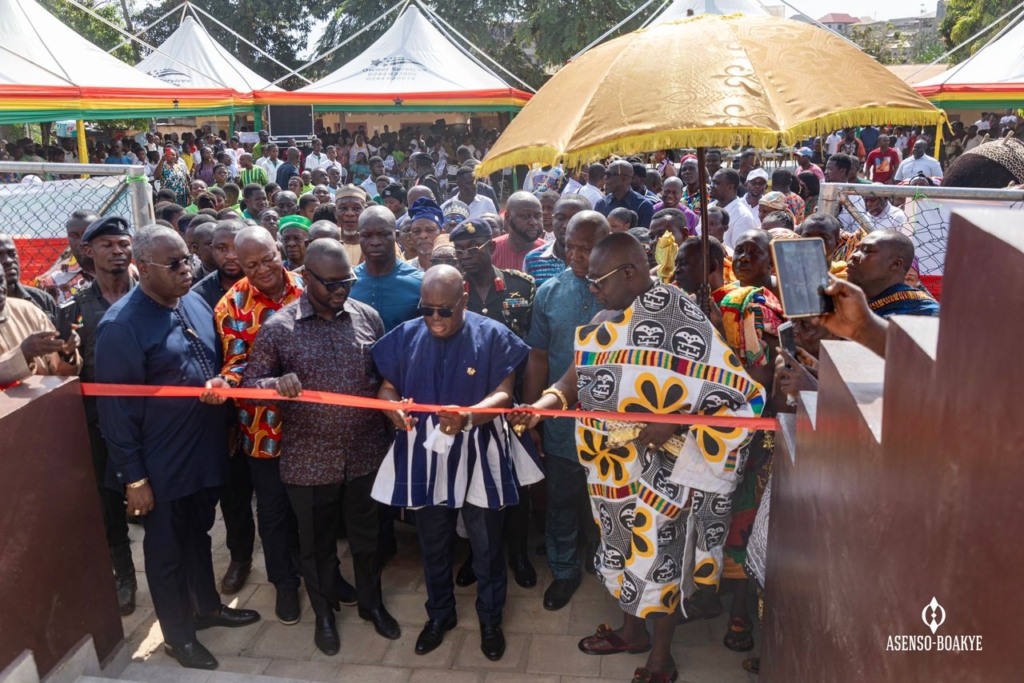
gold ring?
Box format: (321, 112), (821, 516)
(133, 509), (142, 515)
(647, 443), (657, 450)
(444, 426), (451, 434)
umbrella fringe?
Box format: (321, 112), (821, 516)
(476, 108), (947, 177)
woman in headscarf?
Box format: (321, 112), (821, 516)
(405, 197), (445, 270)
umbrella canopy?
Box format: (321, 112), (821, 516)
(914, 14), (1024, 109)
(478, 14), (944, 175)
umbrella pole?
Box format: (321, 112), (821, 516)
(696, 147), (710, 292)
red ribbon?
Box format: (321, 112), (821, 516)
(79, 383), (778, 431)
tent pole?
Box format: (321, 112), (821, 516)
(639, 0), (672, 29)
(696, 147), (710, 296)
(268, 0), (408, 87)
(106, 1), (185, 53)
(76, 120), (88, 176)
(570, 0), (659, 61)
(188, 4), (314, 84)
(254, 107), (263, 131)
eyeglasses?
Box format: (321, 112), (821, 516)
(417, 301), (459, 318)
(306, 268), (357, 292)
(585, 263), (631, 291)
(453, 240), (492, 258)
(146, 257), (191, 272)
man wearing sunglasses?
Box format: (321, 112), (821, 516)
(370, 265), (544, 662)
(510, 232), (765, 683)
(241, 239), (398, 656)
(594, 159), (654, 229)
(96, 225), (260, 671)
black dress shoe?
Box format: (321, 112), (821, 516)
(276, 586), (301, 625)
(219, 559), (252, 595)
(455, 556), (477, 587)
(543, 576), (581, 611)
(415, 614), (457, 655)
(336, 573), (358, 606)
(358, 605), (401, 640)
(164, 641), (218, 670)
(314, 615), (340, 656)
(194, 604), (261, 630)
(480, 623), (506, 661)
(509, 554), (537, 588)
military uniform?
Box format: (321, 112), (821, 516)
(465, 266), (535, 340)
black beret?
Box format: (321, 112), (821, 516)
(449, 218), (492, 241)
(382, 182), (407, 202)
(82, 215), (131, 242)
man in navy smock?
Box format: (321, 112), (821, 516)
(95, 225), (260, 671)
(370, 265), (544, 662)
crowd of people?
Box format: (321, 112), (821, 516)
(7, 120), (1024, 682)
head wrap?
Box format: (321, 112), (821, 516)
(408, 197), (444, 227)
(759, 191), (788, 210)
(278, 215), (312, 232)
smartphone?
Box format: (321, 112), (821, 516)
(771, 237), (834, 318)
(778, 320), (796, 359)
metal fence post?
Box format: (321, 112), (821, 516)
(127, 165), (154, 228)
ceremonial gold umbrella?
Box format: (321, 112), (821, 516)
(476, 13), (945, 175)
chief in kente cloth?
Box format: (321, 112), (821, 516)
(370, 265), (544, 663)
(510, 232), (764, 683)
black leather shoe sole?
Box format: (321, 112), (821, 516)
(164, 643), (218, 670)
(415, 616), (457, 655)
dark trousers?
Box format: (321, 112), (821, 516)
(219, 451), (256, 564)
(249, 457), (299, 589)
(503, 486), (530, 559)
(286, 474), (381, 618)
(87, 422), (130, 549)
(545, 454), (594, 580)
(417, 504), (506, 626)
(141, 487), (222, 647)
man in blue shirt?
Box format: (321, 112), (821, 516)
(523, 195), (591, 286)
(350, 205), (424, 332)
(595, 160), (654, 228)
(96, 225), (259, 671)
(104, 140), (133, 165)
(523, 210), (610, 611)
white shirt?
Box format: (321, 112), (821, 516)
(361, 176), (379, 197)
(320, 160), (347, 180)
(964, 134), (985, 151)
(838, 194), (867, 233)
(893, 154), (943, 182)
(866, 202), (909, 233)
(826, 132), (842, 155)
(442, 193), (497, 219)
(1001, 114), (1018, 127)
(257, 157), (283, 175)
(975, 118), (991, 131)
(223, 147), (240, 177)
(578, 183), (605, 208)
(710, 198), (759, 249)
(561, 178), (583, 196)
(306, 151), (328, 169)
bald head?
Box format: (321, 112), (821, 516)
(663, 176), (684, 192)
(566, 210), (611, 240)
(309, 220), (341, 242)
(506, 191), (541, 213)
(407, 185), (436, 204)
(872, 230), (914, 268)
(358, 204), (396, 231)
(235, 225), (277, 254)
(592, 232), (648, 272)
(422, 264), (464, 300)
(305, 237), (350, 270)
(608, 160), (633, 177)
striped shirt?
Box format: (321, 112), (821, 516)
(523, 241), (566, 286)
(239, 166), (269, 188)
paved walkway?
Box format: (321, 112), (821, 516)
(123, 512), (758, 683)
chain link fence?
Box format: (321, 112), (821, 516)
(820, 183), (1024, 299)
(0, 162), (154, 288)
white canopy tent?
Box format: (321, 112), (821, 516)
(0, 0), (172, 90)
(298, 6), (518, 96)
(135, 15), (280, 92)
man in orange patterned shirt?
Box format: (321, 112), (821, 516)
(212, 225), (311, 625)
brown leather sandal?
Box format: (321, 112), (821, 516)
(630, 666), (679, 683)
(577, 623), (652, 655)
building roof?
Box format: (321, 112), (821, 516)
(818, 13), (861, 24)
(649, 0), (770, 25)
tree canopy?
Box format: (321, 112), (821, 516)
(940, 0), (1023, 64)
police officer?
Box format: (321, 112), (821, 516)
(450, 217), (537, 588)
(56, 216), (138, 615)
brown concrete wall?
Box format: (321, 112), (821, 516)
(0, 376), (123, 676)
(762, 210), (1024, 681)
